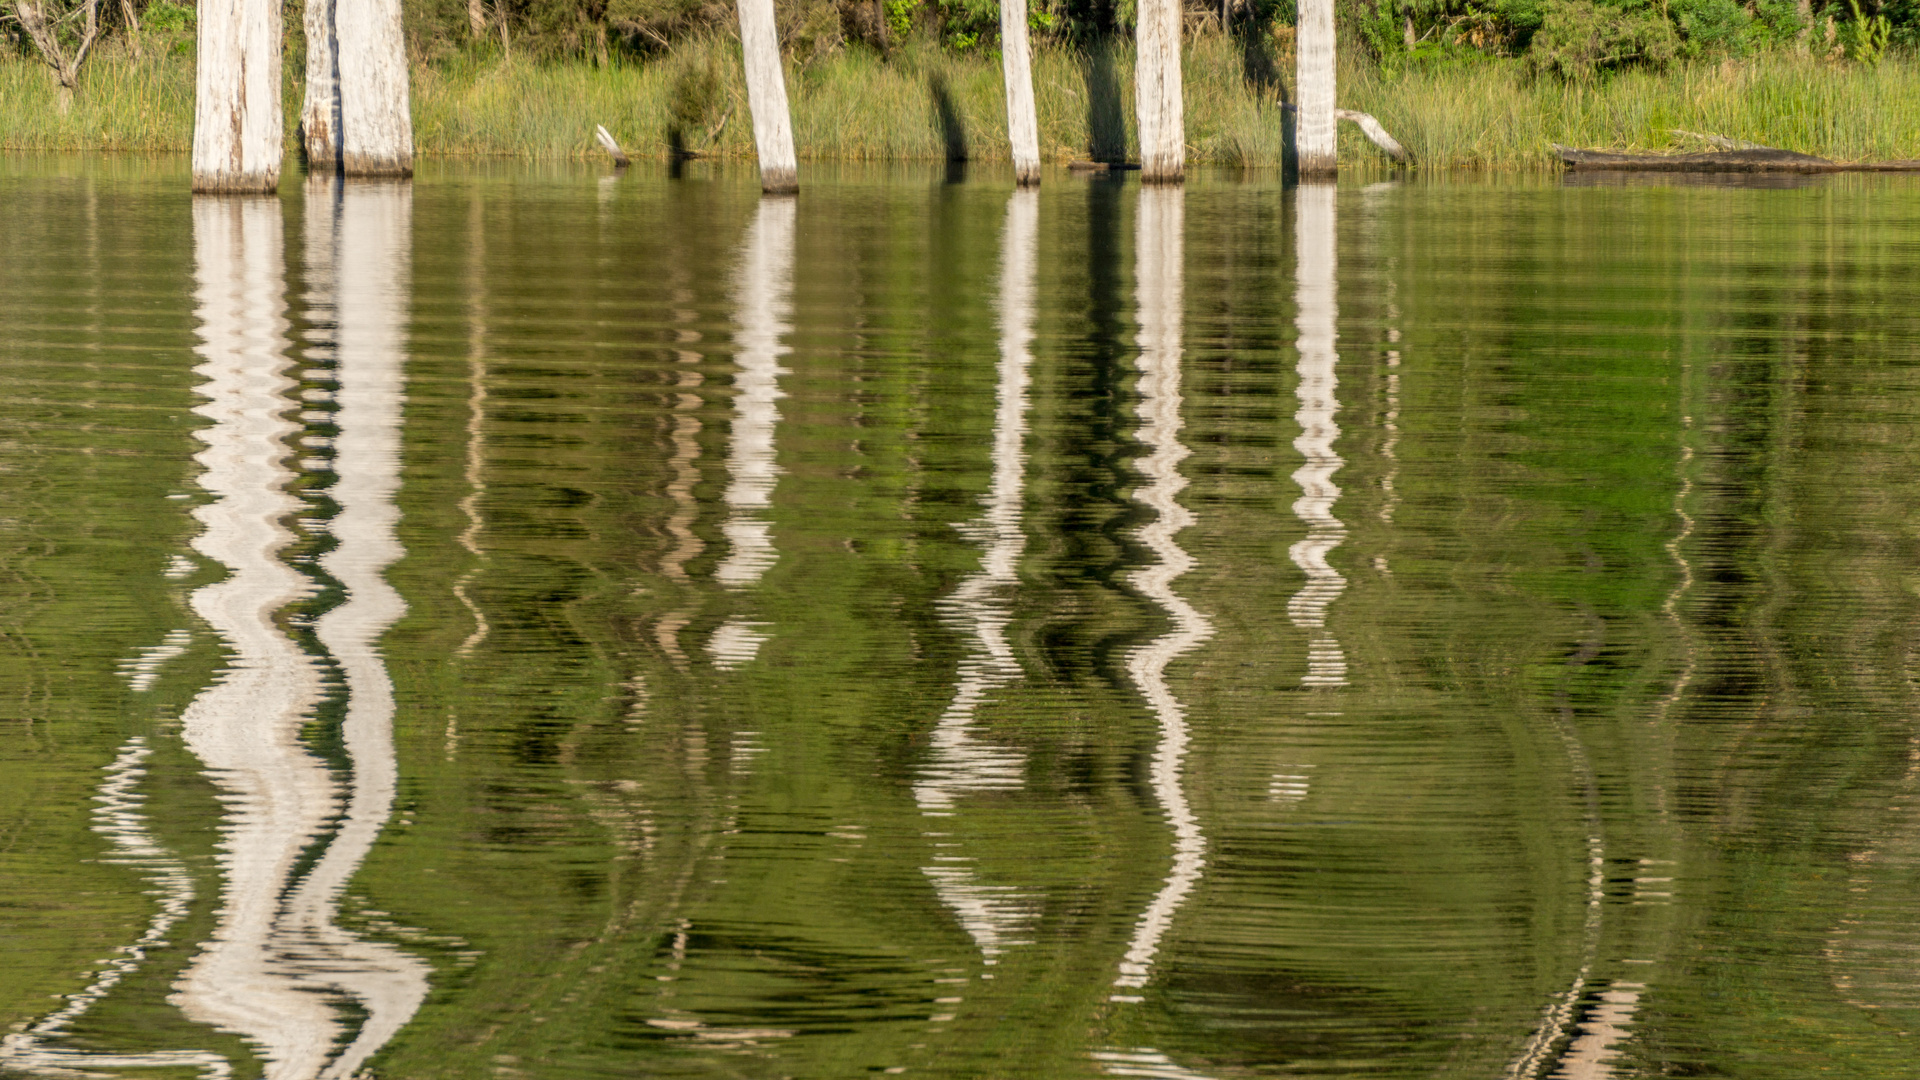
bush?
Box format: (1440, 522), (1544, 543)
(142, 0), (196, 30)
(1525, 0), (1677, 77)
(1670, 0), (1751, 55)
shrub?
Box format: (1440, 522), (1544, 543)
(142, 0), (195, 30)
(1670, 0), (1751, 56)
(1525, 0), (1677, 78)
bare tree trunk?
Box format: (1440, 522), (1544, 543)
(302, 0), (341, 171)
(337, 0), (414, 175)
(14, 0), (101, 88)
(468, 0), (485, 37)
(192, 0), (281, 193)
(737, 0), (798, 194)
(1000, 0), (1041, 186)
(1295, 0), (1337, 176)
(1135, 0), (1182, 182)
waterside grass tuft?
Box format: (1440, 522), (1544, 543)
(4, 35), (1918, 167)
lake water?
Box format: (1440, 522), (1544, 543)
(4, 154), (1920, 1079)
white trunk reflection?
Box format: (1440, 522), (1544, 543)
(282, 177), (431, 1078)
(913, 187), (1041, 965)
(1113, 184), (1213, 1001)
(170, 196), (338, 1075)
(1288, 182), (1348, 687)
(710, 198), (795, 669)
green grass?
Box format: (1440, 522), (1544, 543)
(1344, 54), (1920, 167)
(5, 33), (1919, 167)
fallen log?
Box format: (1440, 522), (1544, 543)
(594, 125), (630, 168)
(1553, 144), (1920, 173)
(1280, 103), (1411, 165)
(1336, 109), (1409, 164)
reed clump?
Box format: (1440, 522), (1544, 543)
(3, 34), (1918, 167)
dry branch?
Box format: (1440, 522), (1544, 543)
(13, 0), (100, 89)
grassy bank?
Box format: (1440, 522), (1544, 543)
(5, 35), (1919, 167)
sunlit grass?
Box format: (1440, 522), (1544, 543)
(1344, 53), (1920, 167)
(0, 41), (196, 152)
(3, 35), (1917, 167)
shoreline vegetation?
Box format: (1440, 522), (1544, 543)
(3, 34), (1918, 167)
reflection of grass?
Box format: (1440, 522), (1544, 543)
(4, 35), (1919, 166)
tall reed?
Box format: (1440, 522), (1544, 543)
(3, 36), (1917, 166)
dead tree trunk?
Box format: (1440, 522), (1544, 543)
(1000, 0), (1041, 186)
(302, 0), (341, 170)
(1135, 0), (1183, 182)
(1295, 0), (1337, 176)
(737, 0), (798, 193)
(192, 0), (282, 192)
(337, 0), (414, 175)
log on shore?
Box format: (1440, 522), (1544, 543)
(1552, 144), (1920, 173)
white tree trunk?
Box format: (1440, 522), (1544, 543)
(337, 0), (414, 175)
(302, 0), (341, 171)
(192, 0), (281, 193)
(737, 0), (798, 194)
(1135, 0), (1183, 182)
(1000, 0), (1041, 186)
(1295, 0), (1337, 176)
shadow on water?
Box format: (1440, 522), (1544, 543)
(930, 73), (970, 164)
(1081, 41), (1129, 164)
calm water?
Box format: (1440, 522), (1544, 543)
(4, 154), (1920, 1079)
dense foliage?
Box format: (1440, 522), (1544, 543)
(3, 0), (1914, 89)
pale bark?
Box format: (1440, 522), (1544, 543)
(1335, 108), (1407, 163)
(468, 0), (485, 37)
(14, 0), (100, 89)
(192, 0), (281, 193)
(302, 0), (341, 171)
(999, 0), (1041, 186)
(737, 0), (798, 193)
(337, 0), (414, 176)
(1295, 0), (1337, 177)
(1134, 0), (1183, 183)
(595, 124), (631, 167)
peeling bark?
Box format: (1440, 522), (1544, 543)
(1135, 0), (1183, 183)
(192, 0), (281, 193)
(1295, 0), (1337, 176)
(737, 0), (797, 194)
(301, 0), (342, 171)
(1000, 0), (1041, 186)
(338, 0), (414, 176)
